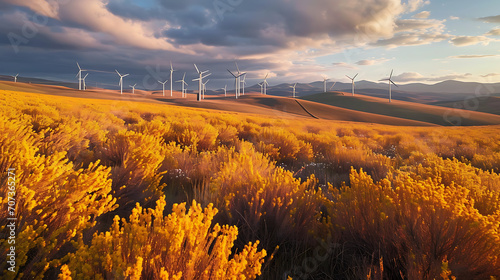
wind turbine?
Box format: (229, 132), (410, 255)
(227, 69), (243, 99)
(323, 77), (330, 92)
(158, 79), (168, 97)
(291, 83), (297, 98)
(235, 62), (246, 96)
(169, 62), (175, 97)
(262, 73), (269, 95)
(193, 64), (211, 101)
(115, 70), (129, 95)
(258, 82), (264, 95)
(12, 73), (19, 83)
(222, 84), (227, 97)
(82, 73), (89, 90)
(240, 74), (247, 95)
(383, 70), (398, 103)
(346, 73), (358, 96)
(129, 83), (137, 94)
(76, 62), (87, 90)
(202, 79), (209, 99)
(176, 73), (188, 98)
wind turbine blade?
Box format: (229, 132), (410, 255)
(183, 72), (186, 80)
(346, 75), (352, 80)
(123, 74), (129, 77)
(201, 73), (211, 79)
(235, 62), (240, 73)
(390, 69), (393, 79)
(201, 70), (209, 75)
(115, 69), (120, 76)
(227, 69), (237, 78)
(353, 73), (359, 80)
(194, 64), (200, 73)
(390, 80), (398, 87)
(265, 73), (269, 79)
(84, 73), (88, 79)
(330, 82), (336, 90)
(77, 62), (81, 70)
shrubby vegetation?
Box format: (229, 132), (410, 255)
(1, 90), (499, 279)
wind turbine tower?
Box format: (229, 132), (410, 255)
(323, 77), (330, 92)
(176, 73), (188, 98)
(193, 64), (211, 101)
(291, 83), (297, 98)
(202, 79), (209, 99)
(235, 62), (247, 96)
(240, 74), (247, 95)
(76, 62), (87, 90)
(170, 62), (175, 97)
(227, 69), (243, 99)
(384, 70), (398, 103)
(82, 73), (89, 90)
(263, 73), (269, 95)
(158, 79), (168, 97)
(258, 82), (264, 94)
(346, 73), (358, 96)
(130, 83), (137, 94)
(115, 70), (129, 95)
(222, 84), (227, 97)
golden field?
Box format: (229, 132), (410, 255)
(1, 86), (500, 279)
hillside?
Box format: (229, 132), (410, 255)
(432, 96), (500, 116)
(301, 91), (500, 126)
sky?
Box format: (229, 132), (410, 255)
(0, 0), (499, 90)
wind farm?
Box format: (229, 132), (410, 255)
(2, 1), (500, 280)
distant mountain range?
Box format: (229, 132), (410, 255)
(2, 75), (499, 104)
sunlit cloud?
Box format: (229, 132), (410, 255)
(450, 36), (492, 46)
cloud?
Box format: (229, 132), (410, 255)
(372, 32), (449, 48)
(486, 29), (500, 36)
(450, 36), (491, 46)
(413, 11), (430, 19)
(449, 54), (498, 59)
(478, 15), (500, 23)
(371, 18), (448, 48)
(355, 58), (391, 65)
(481, 73), (500, 78)
(392, 72), (472, 82)
(403, 0), (430, 13)
(449, 16), (459, 20)
(332, 62), (357, 69)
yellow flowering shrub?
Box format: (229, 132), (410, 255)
(2, 89), (500, 279)
(61, 196), (266, 280)
(0, 116), (116, 279)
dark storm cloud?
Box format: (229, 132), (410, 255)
(0, 0), (443, 88)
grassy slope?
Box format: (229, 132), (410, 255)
(431, 96), (500, 116)
(3, 81), (499, 127)
(302, 91), (500, 126)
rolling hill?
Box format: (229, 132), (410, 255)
(2, 80), (500, 127)
(301, 91), (500, 126)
